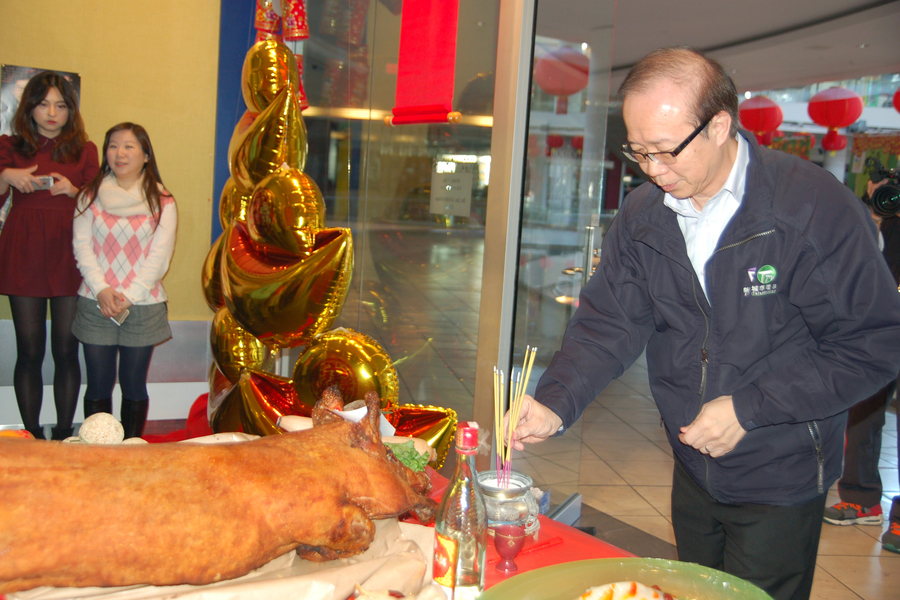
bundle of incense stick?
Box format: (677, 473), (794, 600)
(493, 346), (537, 488)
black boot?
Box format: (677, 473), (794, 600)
(121, 398), (149, 439)
(51, 425), (75, 440)
(25, 425), (46, 440)
(84, 398), (113, 419)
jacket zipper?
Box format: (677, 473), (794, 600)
(714, 229), (776, 253)
(694, 228), (775, 498)
(807, 421), (825, 494)
(691, 277), (710, 399)
(690, 277), (715, 494)
(700, 228), (776, 398)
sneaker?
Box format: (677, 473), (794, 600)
(883, 522), (900, 554)
(823, 502), (884, 525)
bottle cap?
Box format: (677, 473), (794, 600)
(456, 422), (479, 450)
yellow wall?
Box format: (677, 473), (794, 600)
(0, 0), (220, 320)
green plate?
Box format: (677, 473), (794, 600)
(480, 558), (773, 600)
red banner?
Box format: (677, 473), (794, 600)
(391, 0), (459, 125)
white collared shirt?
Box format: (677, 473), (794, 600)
(663, 134), (749, 301)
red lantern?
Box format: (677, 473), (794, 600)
(739, 96), (782, 145)
(534, 47), (589, 115)
(821, 130), (847, 152)
(546, 134), (565, 149)
(807, 87), (863, 152)
(571, 135), (584, 151)
(893, 88), (900, 114)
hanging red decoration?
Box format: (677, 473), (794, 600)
(739, 96), (782, 145)
(546, 134), (565, 149)
(807, 87), (863, 152)
(821, 130), (848, 152)
(534, 47), (590, 115)
(893, 88), (900, 114)
(571, 136), (584, 150)
(389, 0), (460, 125)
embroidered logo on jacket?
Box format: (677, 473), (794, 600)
(744, 264), (778, 297)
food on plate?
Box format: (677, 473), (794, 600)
(0, 388), (435, 594)
(578, 581), (677, 600)
(383, 437), (432, 471)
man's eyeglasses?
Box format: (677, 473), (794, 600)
(622, 116), (712, 165)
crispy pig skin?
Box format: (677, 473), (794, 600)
(0, 391), (435, 594)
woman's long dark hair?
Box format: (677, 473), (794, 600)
(79, 123), (166, 222)
(10, 71), (88, 162)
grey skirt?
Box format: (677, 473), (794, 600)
(73, 296), (172, 347)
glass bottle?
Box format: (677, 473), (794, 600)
(433, 422), (487, 599)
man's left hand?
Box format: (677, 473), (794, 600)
(678, 395), (746, 458)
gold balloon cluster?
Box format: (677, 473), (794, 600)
(202, 39), (456, 468)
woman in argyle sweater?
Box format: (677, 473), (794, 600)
(72, 123), (176, 439)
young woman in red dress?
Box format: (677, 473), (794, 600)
(0, 72), (99, 439)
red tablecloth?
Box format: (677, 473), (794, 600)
(422, 469), (633, 589)
(484, 515), (633, 588)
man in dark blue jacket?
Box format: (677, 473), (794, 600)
(507, 47), (900, 600)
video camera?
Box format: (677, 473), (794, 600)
(863, 157), (900, 218)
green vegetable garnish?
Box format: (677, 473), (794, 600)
(385, 439), (429, 472)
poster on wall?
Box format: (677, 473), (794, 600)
(0, 65), (82, 137)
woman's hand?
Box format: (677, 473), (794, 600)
(49, 173), (77, 197)
(1, 165), (40, 194)
(96, 287), (129, 318)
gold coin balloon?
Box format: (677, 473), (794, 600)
(293, 328), (399, 413)
(209, 305), (277, 383)
(201, 233), (227, 312)
(222, 223), (353, 348)
(230, 85), (308, 193)
(241, 38), (300, 113)
(247, 168), (325, 259)
(219, 176), (253, 228)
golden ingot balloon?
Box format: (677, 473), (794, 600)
(208, 362), (234, 422)
(201, 233), (227, 312)
(230, 85), (308, 192)
(219, 177), (253, 228)
(241, 38), (300, 113)
(391, 404), (458, 470)
(293, 328), (399, 413)
(209, 305), (277, 383)
(222, 223), (353, 348)
(247, 168), (325, 258)
(208, 369), (307, 436)
(208, 370), (279, 436)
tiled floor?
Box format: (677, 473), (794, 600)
(515, 354), (900, 600)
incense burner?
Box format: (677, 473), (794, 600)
(477, 470), (540, 535)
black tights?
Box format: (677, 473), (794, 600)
(81, 343), (154, 401)
(8, 295), (81, 430)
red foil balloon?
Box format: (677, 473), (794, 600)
(390, 404), (458, 470)
(208, 369), (309, 436)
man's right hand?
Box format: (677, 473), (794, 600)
(503, 394), (563, 451)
